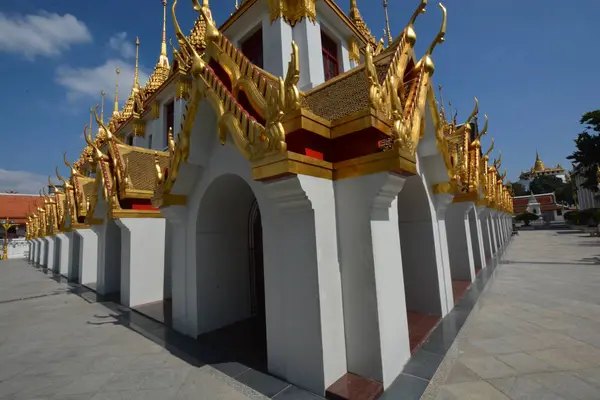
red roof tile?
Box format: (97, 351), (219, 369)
(0, 194), (46, 223)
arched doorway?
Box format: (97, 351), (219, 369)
(195, 174), (267, 371)
(397, 175), (443, 352)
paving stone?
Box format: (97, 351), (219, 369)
(488, 376), (566, 399)
(460, 356), (517, 380)
(528, 372), (600, 400)
(0, 260), (268, 400)
(443, 361), (482, 384)
(423, 230), (600, 400)
(496, 352), (555, 374)
(437, 381), (510, 399)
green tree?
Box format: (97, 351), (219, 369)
(529, 175), (563, 194)
(510, 182), (529, 196)
(528, 175), (573, 205)
(567, 110), (600, 191)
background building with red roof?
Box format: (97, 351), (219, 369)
(0, 193), (46, 238)
(513, 192), (564, 223)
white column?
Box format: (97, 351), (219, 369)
(334, 172), (409, 388)
(498, 214), (504, 246)
(473, 207), (487, 269)
(93, 222), (121, 296)
(160, 205), (197, 338)
(67, 232), (79, 281)
(262, 16), (293, 78)
(116, 218), (166, 308)
(56, 233), (71, 277)
(489, 211), (499, 255)
(75, 228), (99, 286)
(480, 209), (492, 262)
(41, 238), (47, 265)
(292, 18), (325, 90)
(43, 238), (53, 269)
(446, 202), (476, 282)
(34, 239), (41, 264)
(29, 240), (35, 262)
(264, 175), (347, 394)
(432, 194), (456, 315)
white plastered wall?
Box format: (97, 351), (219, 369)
(162, 99), (347, 395)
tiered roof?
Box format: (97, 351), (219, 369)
(26, 0), (515, 239)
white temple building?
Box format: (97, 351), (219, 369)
(26, 1), (515, 398)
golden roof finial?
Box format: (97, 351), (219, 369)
(89, 107), (93, 136)
(438, 84), (447, 122)
(100, 90), (106, 123)
(534, 150), (545, 171)
(424, 3), (447, 57)
(349, 0), (376, 46)
(113, 68), (120, 118)
(383, 0), (393, 46)
(134, 37), (140, 89)
(161, 0), (168, 58)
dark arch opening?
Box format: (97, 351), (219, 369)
(397, 175), (442, 352)
(195, 174), (267, 371)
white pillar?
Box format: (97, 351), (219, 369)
(432, 195), (456, 315)
(29, 240), (35, 262)
(40, 238), (47, 265)
(67, 232), (79, 281)
(161, 205), (197, 338)
(116, 218), (166, 308)
(480, 209), (492, 263)
(34, 239), (41, 264)
(497, 214), (504, 246)
(56, 233), (71, 277)
(292, 18), (325, 90)
(262, 15), (293, 78)
(489, 211), (499, 255)
(75, 228), (99, 286)
(93, 222), (121, 296)
(446, 202), (476, 282)
(473, 206), (487, 269)
(334, 172), (409, 388)
(42, 238), (51, 268)
(264, 175), (347, 394)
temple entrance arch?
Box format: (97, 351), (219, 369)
(195, 173), (267, 370)
(397, 175), (443, 351)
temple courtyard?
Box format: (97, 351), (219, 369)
(1, 228), (600, 399)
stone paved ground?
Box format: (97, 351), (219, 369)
(0, 260), (270, 400)
(423, 229), (600, 399)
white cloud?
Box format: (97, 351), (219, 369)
(55, 58), (149, 103)
(0, 170), (48, 195)
(108, 32), (135, 59)
(0, 11), (91, 59)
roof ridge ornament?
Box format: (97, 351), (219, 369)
(474, 114), (488, 142)
(424, 3), (446, 56)
(383, 0), (393, 46)
(483, 138), (495, 159)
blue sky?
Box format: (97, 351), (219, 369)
(0, 0), (598, 193)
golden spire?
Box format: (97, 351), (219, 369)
(534, 150), (545, 171)
(145, 1), (171, 94)
(89, 107), (93, 136)
(349, 0), (376, 46)
(383, 0), (392, 46)
(161, 0), (168, 59)
(97, 91), (107, 140)
(133, 37), (140, 90)
(113, 68), (120, 118)
(100, 90), (106, 122)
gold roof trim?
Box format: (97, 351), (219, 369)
(349, 0), (376, 46)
